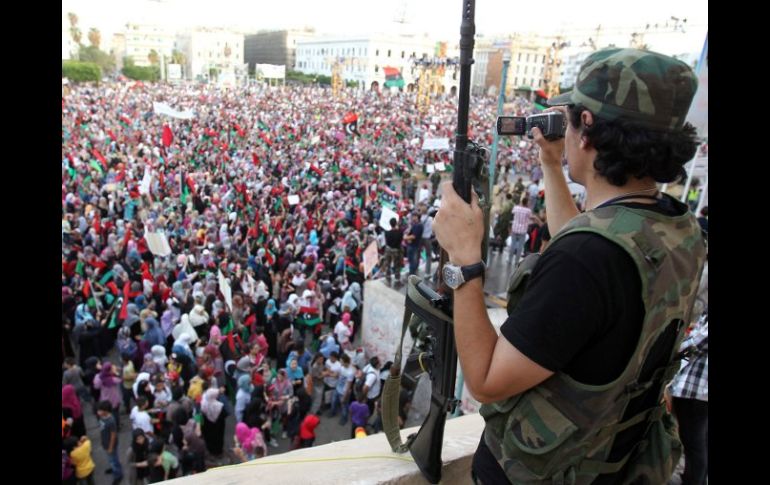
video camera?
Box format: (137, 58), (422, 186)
(496, 111), (566, 141)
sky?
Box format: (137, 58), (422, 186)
(63, 0), (707, 57)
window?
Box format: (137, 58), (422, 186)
(516, 65), (520, 73)
(542, 55), (546, 63)
(514, 77), (518, 86)
(387, 49), (391, 57)
(530, 78), (534, 86)
(401, 51), (405, 58)
(375, 65), (379, 73)
(524, 66), (528, 74)
(376, 49), (379, 56)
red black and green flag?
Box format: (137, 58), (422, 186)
(297, 306), (322, 327)
(534, 89), (549, 112)
(383, 67), (405, 88)
(343, 112), (360, 137)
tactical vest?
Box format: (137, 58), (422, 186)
(480, 202), (706, 484)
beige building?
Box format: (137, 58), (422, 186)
(176, 28), (245, 81)
(505, 33), (550, 95)
(123, 23), (175, 67)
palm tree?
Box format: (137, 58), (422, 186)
(148, 49), (160, 66)
(88, 28), (101, 49)
(171, 49), (186, 66)
(68, 12), (82, 46)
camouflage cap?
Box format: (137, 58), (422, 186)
(548, 48), (697, 131)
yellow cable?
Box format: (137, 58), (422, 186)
(418, 352), (427, 373)
(206, 454), (415, 473)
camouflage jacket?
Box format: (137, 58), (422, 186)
(480, 198), (706, 484)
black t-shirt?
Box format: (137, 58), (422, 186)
(384, 229), (403, 249)
(475, 198), (688, 484)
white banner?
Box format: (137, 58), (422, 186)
(256, 64), (286, 79)
(426, 164), (435, 174)
(422, 138), (450, 150)
(379, 206), (399, 231)
(218, 270), (233, 311)
(144, 232), (172, 257)
(435, 162), (446, 171)
(139, 169), (152, 195)
(288, 194), (300, 205)
(153, 102), (195, 120)
(167, 64), (182, 80)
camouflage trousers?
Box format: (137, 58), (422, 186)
(380, 247), (403, 283)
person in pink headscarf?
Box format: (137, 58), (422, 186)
(62, 384), (86, 438)
(233, 422), (267, 461)
(93, 361), (123, 429)
(334, 312), (353, 350)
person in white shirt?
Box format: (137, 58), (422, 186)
(417, 183), (431, 205)
(362, 357), (382, 416)
(334, 312), (353, 350)
(130, 396), (154, 435)
(322, 352), (342, 411)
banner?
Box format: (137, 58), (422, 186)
(167, 64), (182, 80)
(422, 138), (450, 150)
(256, 64), (286, 79)
(379, 206), (399, 231)
(288, 194), (300, 205)
(153, 102), (195, 120)
(362, 240), (379, 278)
(218, 270), (233, 311)
(139, 168), (152, 195)
(144, 232), (172, 257)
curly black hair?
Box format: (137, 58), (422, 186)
(568, 105), (700, 187)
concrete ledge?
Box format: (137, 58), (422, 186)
(167, 413), (485, 484)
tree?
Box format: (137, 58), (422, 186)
(68, 12), (82, 46)
(122, 64), (160, 81)
(88, 28), (101, 49)
(171, 49), (186, 66)
(62, 60), (101, 83)
(79, 45), (115, 74)
(148, 49), (160, 66)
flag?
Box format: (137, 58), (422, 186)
(297, 306), (322, 327)
(308, 164), (324, 179)
(354, 209), (362, 231)
(89, 159), (104, 174)
(252, 153), (260, 165)
(383, 67), (405, 88)
(162, 125), (174, 147)
(343, 112), (360, 137)
(92, 149), (108, 171)
(534, 89), (549, 112)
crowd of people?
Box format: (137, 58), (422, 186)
(61, 79), (551, 483)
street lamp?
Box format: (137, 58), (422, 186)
(489, 50), (511, 190)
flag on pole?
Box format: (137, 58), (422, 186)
(343, 112), (360, 137)
(162, 125), (174, 147)
(383, 67), (405, 88)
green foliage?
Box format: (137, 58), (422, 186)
(78, 45), (115, 73)
(122, 64), (160, 81)
(285, 70), (331, 85)
(62, 61), (101, 83)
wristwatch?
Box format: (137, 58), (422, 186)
(442, 262), (485, 290)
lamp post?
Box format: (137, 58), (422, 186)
(489, 51), (511, 190)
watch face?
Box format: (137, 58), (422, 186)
(442, 266), (460, 289)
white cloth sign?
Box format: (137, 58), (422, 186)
(379, 206), (399, 231)
(144, 232), (172, 257)
(218, 270), (233, 311)
(435, 162), (446, 171)
(288, 194), (300, 205)
(422, 138), (450, 150)
(153, 102), (195, 120)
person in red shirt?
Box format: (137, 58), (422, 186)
(298, 413), (320, 448)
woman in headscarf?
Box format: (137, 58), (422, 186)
(200, 388), (228, 456)
(234, 422), (267, 461)
(128, 428), (151, 483)
(267, 368), (294, 435)
(180, 430), (206, 476)
(140, 352), (161, 376)
(82, 356), (102, 406)
(234, 374), (253, 424)
(61, 384), (86, 438)
(151, 345), (168, 368)
(142, 317), (165, 348)
(93, 361), (123, 428)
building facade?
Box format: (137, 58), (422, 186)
(559, 49), (592, 91)
(123, 23), (176, 67)
(175, 29), (245, 81)
(295, 34), (459, 92)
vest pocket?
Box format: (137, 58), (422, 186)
(497, 389), (580, 480)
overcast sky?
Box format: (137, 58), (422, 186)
(63, 0), (707, 56)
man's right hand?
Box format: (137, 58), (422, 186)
(530, 107), (568, 168)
